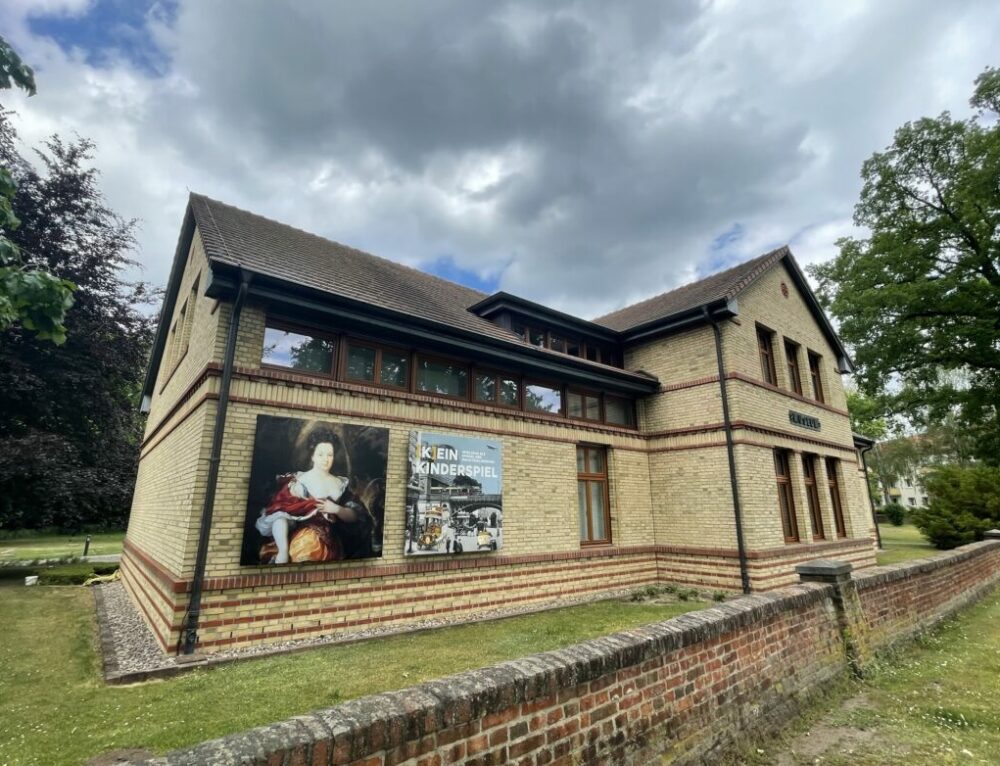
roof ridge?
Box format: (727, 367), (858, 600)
(593, 245), (789, 325)
(189, 192), (489, 300)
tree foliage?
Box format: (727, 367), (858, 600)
(0, 114), (155, 530)
(811, 68), (1000, 462)
(911, 464), (1000, 548)
(0, 34), (75, 343)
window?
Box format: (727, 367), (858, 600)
(342, 341), (410, 389)
(567, 390), (601, 421)
(758, 326), (777, 385)
(577, 446), (611, 544)
(908, 497), (916, 507)
(802, 455), (825, 540)
(774, 449), (799, 542)
(808, 352), (825, 403)
(784, 339), (803, 396)
(415, 356), (467, 398)
(262, 322), (336, 376)
(825, 458), (847, 537)
(604, 396), (635, 427)
(473, 371), (519, 407)
(524, 383), (562, 414)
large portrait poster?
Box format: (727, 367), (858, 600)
(240, 415), (389, 566)
(404, 431), (503, 556)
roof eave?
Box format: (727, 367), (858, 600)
(206, 261), (660, 396)
(140, 201), (197, 409)
(470, 291), (621, 342)
(779, 254), (854, 373)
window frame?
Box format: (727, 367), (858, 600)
(577, 445), (612, 546)
(784, 338), (803, 396)
(825, 457), (847, 538)
(757, 325), (778, 386)
(566, 388), (603, 423)
(603, 395), (636, 427)
(413, 352), (470, 400)
(808, 351), (825, 403)
(339, 337), (411, 391)
(472, 368), (521, 409)
(802, 454), (825, 540)
(261, 318), (338, 379)
(523, 379), (564, 416)
(774, 449), (800, 543)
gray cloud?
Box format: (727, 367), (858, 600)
(3, 0), (998, 319)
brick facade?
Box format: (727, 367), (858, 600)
(124, 222), (878, 654)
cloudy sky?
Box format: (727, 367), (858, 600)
(1, 0), (997, 318)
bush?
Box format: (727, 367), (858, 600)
(0, 562), (118, 585)
(884, 504), (906, 526)
(911, 465), (1000, 549)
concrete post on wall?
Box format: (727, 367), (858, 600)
(796, 559), (870, 678)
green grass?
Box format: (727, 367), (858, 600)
(727, 586), (1000, 766)
(0, 561), (119, 584)
(876, 523), (936, 565)
(0, 587), (708, 766)
(0, 531), (124, 562)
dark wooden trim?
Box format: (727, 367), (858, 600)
(808, 349), (825, 404)
(784, 338), (803, 396)
(774, 448), (800, 543)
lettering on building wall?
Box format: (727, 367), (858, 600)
(405, 431), (503, 556)
(240, 414), (389, 566)
(789, 410), (821, 431)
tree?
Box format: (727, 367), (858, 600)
(0, 113), (155, 530)
(911, 464), (1000, 548)
(0, 34), (75, 343)
(811, 68), (1000, 463)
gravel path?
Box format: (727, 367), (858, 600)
(92, 580), (641, 680)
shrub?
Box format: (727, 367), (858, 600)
(884, 503), (906, 526)
(911, 465), (1000, 549)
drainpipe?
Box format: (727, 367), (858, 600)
(181, 271), (251, 655)
(858, 443), (883, 550)
(706, 307), (751, 594)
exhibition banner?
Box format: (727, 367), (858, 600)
(240, 415), (389, 565)
(404, 431), (503, 556)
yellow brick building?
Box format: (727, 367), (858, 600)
(123, 194), (877, 655)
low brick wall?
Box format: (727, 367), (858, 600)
(134, 537), (1000, 766)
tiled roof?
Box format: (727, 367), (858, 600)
(592, 246), (791, 331)
(189, 193), (522, 345)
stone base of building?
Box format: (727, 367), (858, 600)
(121, 536), (877, 655)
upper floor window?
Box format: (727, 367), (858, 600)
(474, 371), (519, 408)
(262, 322), (336, 376)
(524, 382), (562, 414)
(757, 326), (777, 386)
(784, 339), (802, 396)
(415, 356), (468, 398)
(808, 351), (825, 403)
(567, 390), (601, 421)
(343, 340), (409, 389)
(604, 396), (635, 427)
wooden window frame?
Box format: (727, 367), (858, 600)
(414, 353), (470, 400)
(523, 380), (564, 416)
(802, 454), (825, 540)
(757, 325), (778, 386)
(577, 445), (612, 546)
(603, 395), (635, 427)
(774, 449), (800, 543)
(808, 351), (825, 403)
(825, 457), (847, 538)
(784, 338), (803, 396)
(261, 319), (338, 378)
(472, 368), (521, 409)
(340, 337), (410, 391)
(566, 388), (602, 423)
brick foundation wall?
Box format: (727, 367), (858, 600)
(132, 538), (1000, 766)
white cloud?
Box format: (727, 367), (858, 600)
(2, 0), (997, 318)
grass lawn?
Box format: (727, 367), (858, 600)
(734, 585), (1000, 765)
(876, 523), (936, 565)
(0, 587), (708, 766)
(0, 531), (124, 562)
